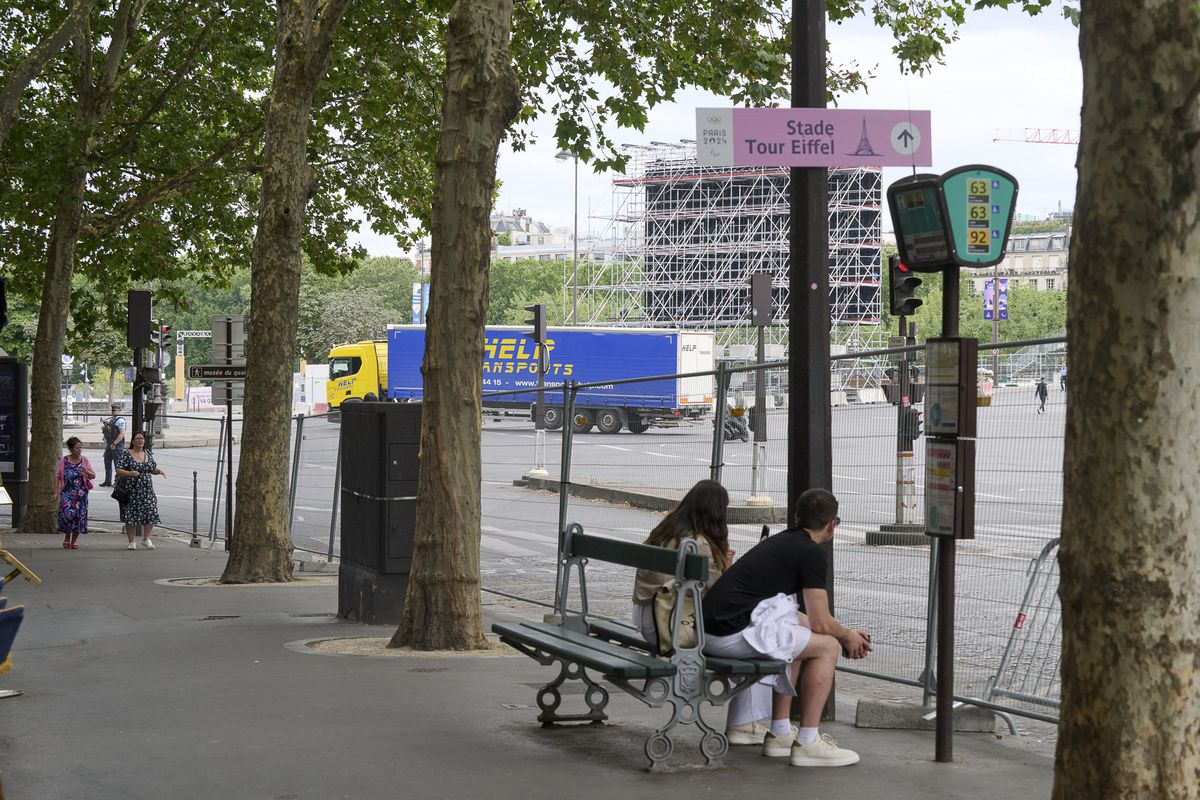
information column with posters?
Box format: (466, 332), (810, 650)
(922, 338), (977, 539)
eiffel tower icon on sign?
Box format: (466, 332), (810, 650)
(849, 119), (879, 157)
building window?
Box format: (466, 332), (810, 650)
(1046, 279), (1056, 290)
(1032, 256), (1043, 271)
(1011, 239), (1027, 252)
(1049, 256), (1060, 271)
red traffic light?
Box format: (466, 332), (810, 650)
(897, 261), (910, 272)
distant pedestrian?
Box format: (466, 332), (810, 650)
(1035, 378), (1048, 414)
(115, 431), (164, 550)
(99, 403), (126, 486)
(1059, 364), (1067, 392)
(55, 437), (95, 549)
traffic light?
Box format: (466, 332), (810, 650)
(127, 290), (152, 348)
(888, 254), (923, 316)
(148, 322), (171, 368)
(899, 405), (923, 451)
(524, 303), (547, 345)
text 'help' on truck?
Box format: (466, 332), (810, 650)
(326, 325), (715, 434)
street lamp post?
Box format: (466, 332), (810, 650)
(555, 150), (579, 324)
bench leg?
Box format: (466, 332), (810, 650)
(641, 696), (728, 771)
(535, 658), (610, 726)
(624, 655), (730, 771)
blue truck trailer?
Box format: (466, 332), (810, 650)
(328, 325), (715, 433)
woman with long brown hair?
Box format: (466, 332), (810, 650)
(631, 478), (773, 745)
(632, 479), (733, 638)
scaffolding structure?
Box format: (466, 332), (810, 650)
(577, 143), (886, 384)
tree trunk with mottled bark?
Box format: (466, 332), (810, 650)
(221, 0), (352, 583)
(22, 165), (88, 533)
(20, 5), (139, 534)
(390, 0), (520, 649)
(1054, 3), (1200, 797)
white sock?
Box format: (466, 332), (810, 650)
(796, 726), (819, 745)
(770, 719), (792, 738)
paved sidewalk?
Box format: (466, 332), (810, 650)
(0, 531), (1053, 799)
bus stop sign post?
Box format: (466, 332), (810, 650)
(887, 164), (1017, 763)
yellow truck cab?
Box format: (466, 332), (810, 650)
(326, 340), (387, 408)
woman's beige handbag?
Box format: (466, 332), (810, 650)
(652, 583), (697, 655)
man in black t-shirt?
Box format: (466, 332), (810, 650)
(702, 488), (871, 767)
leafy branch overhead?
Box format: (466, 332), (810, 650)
(509, 0), (1059, 172)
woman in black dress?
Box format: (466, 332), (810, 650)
(114, 431), (165, 550)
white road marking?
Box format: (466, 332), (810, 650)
(481, 539), (546, 558)
(645, 452), (682, 459)
(597, 445), (631, 452)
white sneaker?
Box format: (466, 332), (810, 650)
(789, 733), (860, 767)
(761, 725), (798, 758)
(726, 720), (770, 745)
(126, 542), (137, 550)
(141, 539), (155, 550)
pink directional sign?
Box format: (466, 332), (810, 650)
(697, 108), (932, 168)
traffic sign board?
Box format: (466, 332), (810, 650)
(187, 365), (247, 380)
(696, 107), (932, 168)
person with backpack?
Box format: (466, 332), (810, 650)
(99, 403), (126, 486)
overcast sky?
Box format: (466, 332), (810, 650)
(351, 6), (1082, 257)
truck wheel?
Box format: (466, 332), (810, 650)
(596, 409), (622, 434)
(571, 410), (595, 434)
(626, 417), (650, 434)
(541, 406), (564, 431)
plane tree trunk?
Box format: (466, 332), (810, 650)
(221, 0), (352, 583)
(390, 0), (520, 649)
(1054, 3), (1200, 797)
(20, 5), (140, 534)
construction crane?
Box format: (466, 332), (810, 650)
(993, 128), (1079, 145)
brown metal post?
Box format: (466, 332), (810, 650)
(789, 0), (834, 721)
(935, 266), (960, 762)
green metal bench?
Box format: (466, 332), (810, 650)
(493, 523), (786, 770)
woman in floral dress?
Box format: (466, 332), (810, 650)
(115, 431), (165, 550)
(55, 436), (95, 549)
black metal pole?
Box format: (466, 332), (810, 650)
(224, 316), (234, 550)
(754, 325), (766, 442)
(789, 0), (834, 720)
(935, 266), (960, 762)
(132, 348), (144, 437)
(225, 397), (234, 551)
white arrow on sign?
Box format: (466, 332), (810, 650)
(891, 121), (922, 156)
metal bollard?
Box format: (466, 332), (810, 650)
(190, 470), (201, 547)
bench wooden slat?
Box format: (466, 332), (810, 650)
(586, 618), (788, 677)
(705, 656), (788, 677)
(587, 618), (652, 651)
(521, 622), (677, 676)
(569, 533), (708, 583)
(493, 622), (675, 679)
